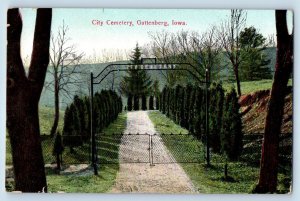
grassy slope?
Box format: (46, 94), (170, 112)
(46, 112), (127, 193)
(148, 111), (289, 193)
(223, 79), (292, 95)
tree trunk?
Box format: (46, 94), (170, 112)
(50, 76), (59, 137)
(7, 8), (52, 192)
(7, 91), (47, 192)
(255, 10), (293, 193)
(234, 66), (242, 96)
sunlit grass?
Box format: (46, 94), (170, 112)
(223, 79), (293, 95)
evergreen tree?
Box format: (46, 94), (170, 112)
(52, 132), (64, 172)
(119, 43), (153, 109)
(83, 97), (91, 138)
(209, 83), (225, 153)
(174, 85), (181, 124)
(142, 94), (147, 110)
(152, 80), (160, 110)
(166, 88), (170, 117)
(149, 96), (154, 110)
(239, 26), (272, 81)
(155, 96), (160, 110)
(159, 92), (163, 112)
(63, 104), (82, 153)
(73, 95), (87, 141)
(183, 84), (193, 129)
(162, 87), (167, 114)
(221, 88), (243, 161)
(127, 93), (133, 111)
(188, 87), (196, 133)
(194, 87), (204, 139)
(134, 94), (139, 110)
(180, 89), (186, 127)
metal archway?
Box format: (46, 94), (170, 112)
(90, 58), (210, 175)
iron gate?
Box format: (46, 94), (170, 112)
(95, 133), (203, 165)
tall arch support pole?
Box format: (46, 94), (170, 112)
(205, 69), (210, 166)
(90, 72), (98, 175)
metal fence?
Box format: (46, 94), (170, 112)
(241, 133), (292, 171)
(6, 135), (90, 165)
(95, 133), (203, 165)
(6, 132), (292, 170)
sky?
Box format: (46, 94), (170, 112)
(19, 8), (293, 63)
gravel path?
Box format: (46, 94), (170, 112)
(110, 111), (197, 193)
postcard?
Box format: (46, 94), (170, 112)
(6, 8), (293, 194)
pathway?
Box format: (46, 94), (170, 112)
(109, 111), (196, 193)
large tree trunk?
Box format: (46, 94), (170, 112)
(254, 10), (293, 193)
(7, 91), (47, 192)
(50, 76), (59, 137)
(7, 8), (52, 192)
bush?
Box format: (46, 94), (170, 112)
(142, 94), (147, 110)
(221, 88), (243, 160)
(149, 96), (154, 110)
(52, 132), (64, 171)
(63, 104), (82, 153)
(194, 87), (205, 139)
(134, 94), (139, 111)
(155, 96), (160, 110)
(209, 83), (225, 153)
(63, 90), (123, 151)
(52, 132), (64, 156)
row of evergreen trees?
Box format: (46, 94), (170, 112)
(158, 83), (243, 160)
(127, 95), (159, 111)
(62, 90), (122, 151)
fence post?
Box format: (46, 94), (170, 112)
(91, 72), (98, 175)
(148, 134), (151, 164)
(205, 68), (210, 166)
(150, 135), (155, 166)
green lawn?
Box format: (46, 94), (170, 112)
(148, 111), (290, 193)
(46, 112), (127, 193)
(223, 79), (293, 95)
(39, 106), (65, 135)
(6, 112), (127, 193)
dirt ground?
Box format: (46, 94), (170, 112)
(109, 111), (197, 193)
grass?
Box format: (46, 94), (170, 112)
(46, 112), (127, 193)
(39, 106), (65, 135)
(223, 79), (293, 95)
(46, 164), (120, 193)
(6, 112), (127, 193)
(148, 111), (290, 193)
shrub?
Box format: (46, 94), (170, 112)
(127, 93), (133, 111)
(133, 94), (139, 111)
(63, 104), (82, 153)
(142, 94), (147, 110)
(52, 132), (64, 171)
(209, 83), (225, 153)
(221, 88), (243, 160)
(149, 95), (154, 110)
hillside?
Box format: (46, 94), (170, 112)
(39, 47), (277, 108)
(240, 86), (292, 134)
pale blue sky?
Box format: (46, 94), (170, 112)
(19, 8), (293, 62)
